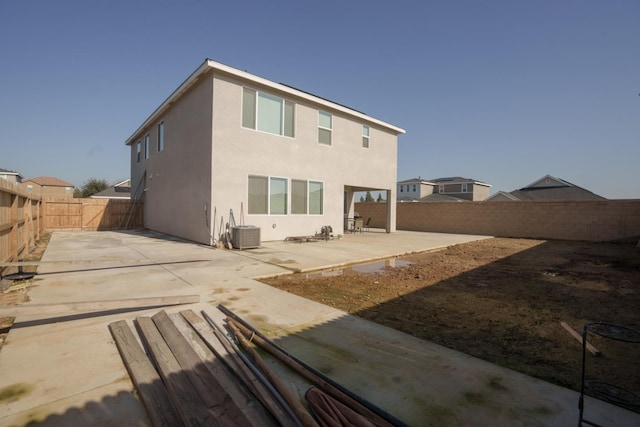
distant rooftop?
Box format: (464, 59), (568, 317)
(25, 176), (75, 187)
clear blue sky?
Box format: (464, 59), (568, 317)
(1, 0), (638, 198)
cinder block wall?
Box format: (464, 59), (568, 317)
(355, 200), (640, 241)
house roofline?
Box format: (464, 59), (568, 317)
(125, 59), (406, 146)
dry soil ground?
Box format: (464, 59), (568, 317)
(262, 237), (640, 405)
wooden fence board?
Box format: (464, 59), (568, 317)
(43, 198), (143, 231)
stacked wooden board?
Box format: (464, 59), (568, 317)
(109, 308), (405, 427)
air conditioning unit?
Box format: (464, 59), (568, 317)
(231, 225), (261, 250)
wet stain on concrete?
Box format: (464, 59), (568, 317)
(486, 375), (508, 391)
(461, 391), (485, 405)
(228, 296), (240, 301)
(415, 398), (455, 426)
(237, 288), (251, 292)
(247, 314), (269, 325)
(0, 383), (34, 402)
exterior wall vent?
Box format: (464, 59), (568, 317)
(231, 225), (261, 249)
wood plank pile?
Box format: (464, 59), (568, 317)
(109, 306), (405, 427)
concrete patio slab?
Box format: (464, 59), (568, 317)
(0, 230), (637, 426)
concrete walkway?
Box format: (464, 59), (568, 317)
(0, 230), (637, 426)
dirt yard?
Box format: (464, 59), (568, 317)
(262, 238), (640, 401)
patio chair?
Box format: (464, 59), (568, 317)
(354, 218), (364, 233)
(364, 217), (371, 232)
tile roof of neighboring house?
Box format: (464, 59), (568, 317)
(91, 179), (131, 199)
(25, 176), (75, 187)
(489, 175), (606, 201)
(0, 167), (20, 174)
(429, 177), (491, 187)
(509, 186), (606, 201)
(419, 193), (470, 202)
(398, 177), (433, 185)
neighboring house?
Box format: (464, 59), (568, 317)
(398, 177), (491, 202)
(397, 178), (432, 201)
(485, 175), (606, 201)
(0, 168), (23, 184)
(90, 179), (131, 200)
(22, 176), (75, 198)
(125, 59), (405, 244)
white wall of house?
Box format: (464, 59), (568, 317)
(210, 72), (398, 241)
(128, 60), (403, 244)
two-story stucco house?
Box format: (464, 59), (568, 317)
(398, 177), (490, 202)
(22, 176), (75, 199)
(125, 59), (405, 245)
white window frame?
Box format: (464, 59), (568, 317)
(248, 175), (323, 216)
(308, 180), (323, 215)
(461, 183), (468, 193)
(318, 111), (332, 145)
(439, 185), (444, 193)
(269, 176), (288, 215)
(144, 134), (150, 160)
(242, 88), (295, 137)
(362, 125), (370, 148)
(157, 121), (164, 152)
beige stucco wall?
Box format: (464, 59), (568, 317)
(130, 75), (214, 244)
(209, 72), (398, 241)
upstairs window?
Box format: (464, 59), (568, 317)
(136, 141), (141, 163)
(144, 134), (150, 160)
(318, 111), (332, 145)
(242, 88), (294, 137)
(157, 122), (164, 152)
(362, 125), (370, 148)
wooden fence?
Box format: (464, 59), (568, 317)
(44, 198), (143, 231)
(0, 179), (42, 271)
(1, 181), (143, 274)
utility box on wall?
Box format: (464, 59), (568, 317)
(231, 225), (261, 249)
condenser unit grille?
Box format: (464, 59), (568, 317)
(231, 226), (261, 249)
